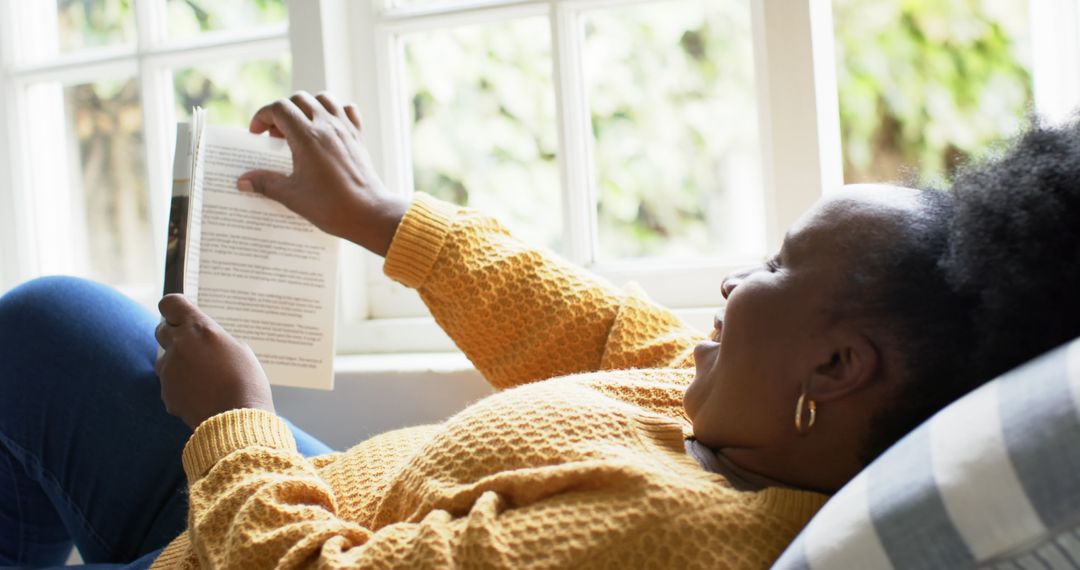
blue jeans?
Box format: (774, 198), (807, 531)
(0, 277), (334, 568)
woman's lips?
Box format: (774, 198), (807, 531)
(712, 308), (725, 341)
(694, 339), (720, 369)
(694, 309), (724, 372)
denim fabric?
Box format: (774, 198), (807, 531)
(0, 277), (333, 568)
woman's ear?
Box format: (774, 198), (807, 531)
(807, 332), (879, 402)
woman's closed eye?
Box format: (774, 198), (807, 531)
(764, 254), (782, 273)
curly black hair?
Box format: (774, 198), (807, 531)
(857, 118), (1080, 464)
(945, 119), (1080, 381)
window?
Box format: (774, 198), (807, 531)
(3, 0), (1078, 357)
(831, 1), (1080, 185)
(0, 0), (291, 302)
(833, 0), (1034, 185)
(337, 0), (843, 352)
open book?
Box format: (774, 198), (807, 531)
(165, 108), (338, 390)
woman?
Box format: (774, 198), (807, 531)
(1, 92), (1078, 569)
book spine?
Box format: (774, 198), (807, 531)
(163, 123), (194, 297)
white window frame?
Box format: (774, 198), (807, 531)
(1029, 0), (1080, 126)
(295, 0), (844, 353)
(0, 0), (290, 302)
(4, 1), (1078, 358)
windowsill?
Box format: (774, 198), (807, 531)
(333, 351), (476, 377)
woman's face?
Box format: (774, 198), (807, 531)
(684, 185), (921, 450)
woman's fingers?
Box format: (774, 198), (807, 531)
(315, 92), (344, 117)
(343, 105), (363, 131)
(158, 293), (200, 326)
(250, 91), (361, 139)
(250, 97), (309, 139)
(154, 319), (174, 349)
(290, 91), (324, 120)
(154, 350), (168, 378)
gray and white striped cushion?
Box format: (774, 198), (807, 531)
(773, 337), (1080, 570)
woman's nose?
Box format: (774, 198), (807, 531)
(721, 266), (755, 299)
(721, 274), (742, 299)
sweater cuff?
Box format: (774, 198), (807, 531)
(384, 192), (457, 289)
(181, 408), (297, 482)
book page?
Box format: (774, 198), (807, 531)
(183, 108), (208, 299)
(195, 126), (338, 390)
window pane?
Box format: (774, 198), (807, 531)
(57, 0), (135, 53)
(833, 0), (1033, 184)
(166, 0), (286, 40)
(403, 18), (562, 251)
(585, 0), (764, 263)
(64, 79), (154, 287)
(174, 56), (291, 127)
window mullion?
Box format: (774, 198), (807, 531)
(135, 0), (172, 286)
(289, 0), (377, 324)
(134, 0), (167, 51)
(356, 25), (412, 325)
(23, 80), (81, 276)
(0, 0), (25, 290)
(1029, 0), (1080, 125)
(375, 29), (416, 201)
(339, 0), (385, 324)
(10, 1), (60, 64)
(550, 1), (597, 266)
(13, 2), (78, 281)
(750, 0), (841, 252)
(288, 0), (352, 94)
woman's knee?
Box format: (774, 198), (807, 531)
(0, 276), (98, 333)
(0, 276), (100, 317)
(0, 276), (157, 358)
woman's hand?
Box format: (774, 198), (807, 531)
(237, 91), (409, 257)
(155, 294), (275, 430)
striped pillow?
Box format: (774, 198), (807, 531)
(772, 338), (1080, 570)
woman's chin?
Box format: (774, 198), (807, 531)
(686, 340), (722, 420)
(683, 373), (710, 421)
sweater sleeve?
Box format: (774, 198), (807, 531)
(176, 410), (726, 570)
(383, 193), (703, 389)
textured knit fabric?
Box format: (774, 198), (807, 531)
(151, 193), (828, 569)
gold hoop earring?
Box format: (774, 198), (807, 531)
(795, 392), (817, 433)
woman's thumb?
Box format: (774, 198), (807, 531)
(237, 171), (289, 202)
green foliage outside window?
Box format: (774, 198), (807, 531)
(833, 0), (1033, 185)
(166, 0), (286, 39)
(403, 0), (1035, 259)
(584, 0), (761, 261)
(57, 0), (134, 52)
(49, 0), (1038, 285)
(174, 58), (292, 127)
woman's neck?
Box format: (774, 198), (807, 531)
(717, 441), (860, 495)
(687, 438), (800, 491)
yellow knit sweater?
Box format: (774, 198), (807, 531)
(151, 193), (828, 569)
